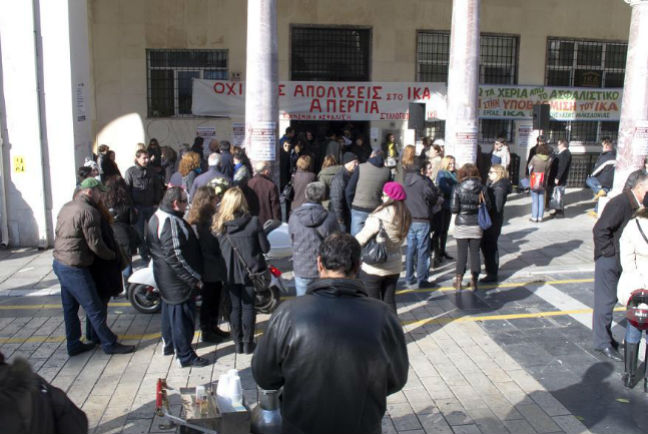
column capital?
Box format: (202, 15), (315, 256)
(625, 0), (648, 6)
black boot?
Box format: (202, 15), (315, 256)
(623, 341), (640, 388)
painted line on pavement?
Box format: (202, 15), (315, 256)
(0, 277), (596, 310)
(0, 306), (625, 345)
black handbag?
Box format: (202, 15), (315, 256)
(280, 179), (295, 203)
(225, 233), (271, 293)
(361, 219), (389, 265)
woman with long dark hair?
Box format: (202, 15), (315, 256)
(103, 175), (137, 283)
(186, 186), (230, 342)
(451, 163), (490, 290)
(355, 182), (411, 313)
(213, 187), (270, 354)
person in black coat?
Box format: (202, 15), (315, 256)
(187, 186), (230, 343)
(147, 187), (207, 368)
(329, 152), (359, 233)
(214, 187), (270, 354)
(87, 198), (127, 345)
(219, 140), (235, 180)
(103, 176), (138, 284)
(548, 139), (572, 217)
(480, 165), (512, 283)
(252, 233), (408, 434)
(592, 174), (648, 361)
(586, 138), (616, 200)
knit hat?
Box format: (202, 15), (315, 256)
(342, 152), (358, 165)
(383, 181), (406, 201)
(79, 178), (107, 191)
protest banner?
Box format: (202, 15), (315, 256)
(192, 80), (623, 122)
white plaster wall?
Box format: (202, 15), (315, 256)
(89, 0), (633, 154)
(0, 0), (49, 247)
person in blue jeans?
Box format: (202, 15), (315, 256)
(403, 156), (438, 287)
(289, 182), (340, 296)
(528, 143), (553, 223)
(53, 178), (135, 356)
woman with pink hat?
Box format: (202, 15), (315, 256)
(355, 182), (411, 313)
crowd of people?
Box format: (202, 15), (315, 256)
(36, 126), (648, 433)
(61, 129), (523, 364)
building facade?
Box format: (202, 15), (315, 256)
(0, 0), (641, 246)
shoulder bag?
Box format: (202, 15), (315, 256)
(361, 218), (389, 265)
(478, 192), (492, 230)
(225, 233), (271, 293)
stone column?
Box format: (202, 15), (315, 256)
(613, 0), (648, 192)
(445, 0), (480, 167)
(245, 0), (279, 181)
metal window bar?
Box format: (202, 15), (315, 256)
(291, 27), (371, 82)
(417, 32), (518, 142)
(545, 38), (626, 145)
(146, 49), (228, 117)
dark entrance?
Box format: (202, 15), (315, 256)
(290, 25), (372, 148)
(289, 121), (370, 144)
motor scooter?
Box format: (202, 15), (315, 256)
(127, 220), (290, 314)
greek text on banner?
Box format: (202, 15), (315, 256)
(191, 80), (622, 122)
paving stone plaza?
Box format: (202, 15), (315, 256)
(3, 191), (644, 434)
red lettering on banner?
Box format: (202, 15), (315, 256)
(225, 82), (238, 95)
(306, 85), (315, 97)
(316, 86), (325, 98)
(422, 87), (431, 99)
(213, 82), (225, 93)
(309, 99), (322, 113)
(294, 85), (304, 97)
(337, 86), (345, 98)
(279, 84), (286, 96)
(369, 101), (379, 113)
(372, 86), (382, 100)
(356, 86), (364, 99)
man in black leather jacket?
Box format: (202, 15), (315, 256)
(252, 233), (408, 434)
(147, 187), (208, 368)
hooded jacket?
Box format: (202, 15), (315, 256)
(217, 214), (270, 285)
(288, 203), (340, 278)
(403, 169), (437, 222)
(251, 278), (408, 434)
(147, 206), (203, 304)
(451, 177), (490, 226)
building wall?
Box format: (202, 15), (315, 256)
(89, 0), (632, 158)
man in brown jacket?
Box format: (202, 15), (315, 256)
(247, 161), (281, 226)
(52, 178), (134, 356)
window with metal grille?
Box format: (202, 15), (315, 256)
(545, 38), (626, 144)
(291, 26), (371, 82)
(146, 49), (228, 117)
(417, 31), (518, 144)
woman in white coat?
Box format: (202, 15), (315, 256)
(617, 208), (648, 390)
